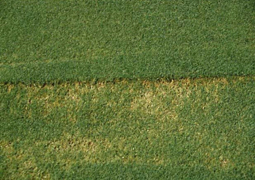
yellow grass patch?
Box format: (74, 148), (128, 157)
(1, 76), (254, 175)
(1, 140), (51, 179)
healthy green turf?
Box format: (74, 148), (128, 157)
(1, 77), (254, 179)
(1, 0), (255, 83)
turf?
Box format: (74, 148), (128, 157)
(1, 0), (255, 83)
(1, 1), (255, 179)
(1, 77), (255, 179)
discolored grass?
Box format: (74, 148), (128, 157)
(1, 76), (254, 179)
(1, 0), (255, 179)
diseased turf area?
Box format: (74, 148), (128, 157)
(1, 77), (254, 179)
(1, 0), (255, 179)
(1, 0), (255, 83)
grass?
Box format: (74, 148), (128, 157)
(1, 77), (255, 179)
(1, 0), (255, 83)
(1, 0), (255, 179)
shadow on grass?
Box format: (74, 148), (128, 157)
(40, 162), (252, 180)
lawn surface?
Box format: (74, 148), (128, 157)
(1, 0), (255, 179)
(1, 0), (255, 83)
(1, 77), (255, 179)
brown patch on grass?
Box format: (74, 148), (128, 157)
(1, 140), (14, 155)
(2, 76), (254, 174)
(38, 132), (147, 166)
(131, 80), (181, 119)
(46, 132), (97, 154)
(19, 84), (84, 122)
(1, 140), (51, 179)
(220, 158), (231, 168)
(6, 84), (15, 93)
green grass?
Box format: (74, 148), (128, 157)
(1, 77), (255, 179)
(1, 1), (255, 179)
(1, 0), (255, 83)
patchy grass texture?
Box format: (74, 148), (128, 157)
(1, 0), (255, 179)
(1, 77), (254, 179)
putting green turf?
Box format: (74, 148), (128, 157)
(1, 0), (255, 83)
(1, 0), (255, 179)
(1, 77), (255, 179)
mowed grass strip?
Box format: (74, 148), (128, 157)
(1, 77), (254, 179)
(1, 0), (255, 83)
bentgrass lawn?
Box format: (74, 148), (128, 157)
(1, 77), (255, 179)
(1, 0), (255, 179)
(1, 0), (255, 83)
